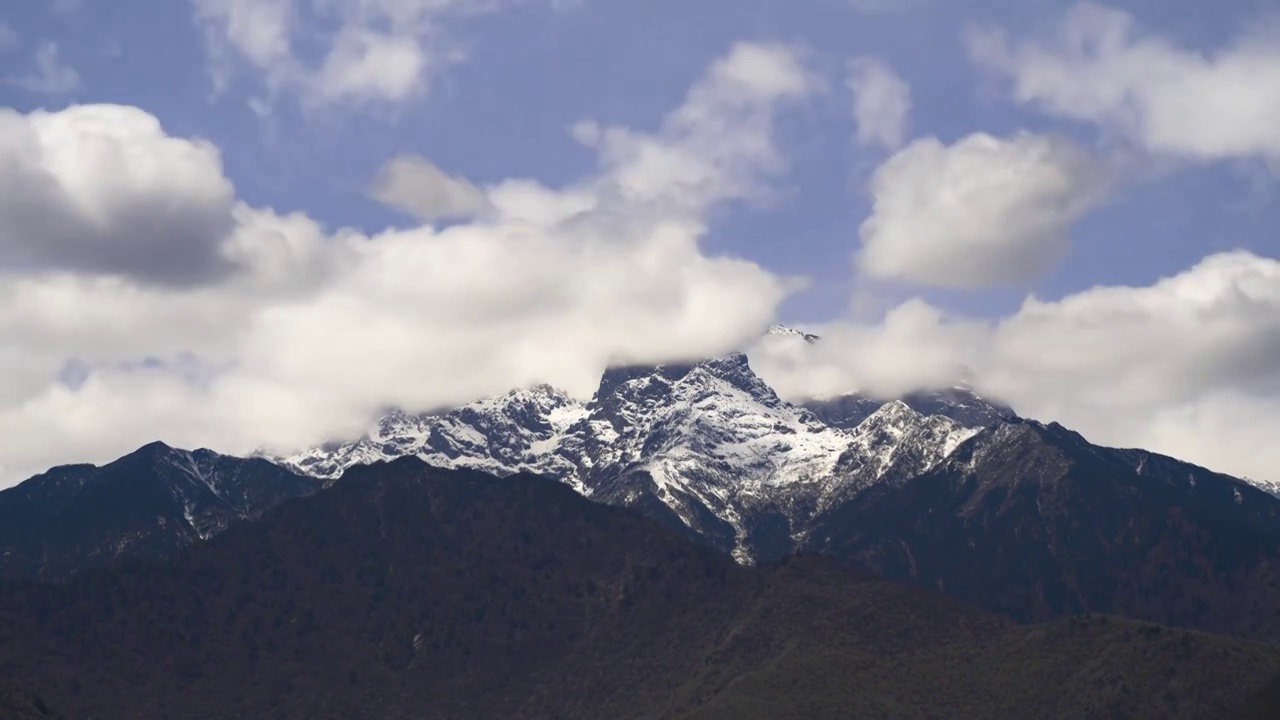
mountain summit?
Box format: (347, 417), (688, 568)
(276, 351), (981, 562)
(6, 332), (1280, 645)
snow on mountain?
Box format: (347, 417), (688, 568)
(589, 354), (843, 489)
(280, 385), (591, 491)
(275, 348), (981, 562)
(275, 323), (1280, 531)
(764, 323), (820, 343)
(826, 400), (980, 505)
(1244, 476), (1280, 499)
(804, 385), (1015, 431)
(756, 323), (1015, 430)
(575, 354), (859, 561)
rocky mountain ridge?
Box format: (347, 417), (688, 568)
(0, 442), (321, 581)
(274, 329), (1280, 566)
(275, 351), (988, 562)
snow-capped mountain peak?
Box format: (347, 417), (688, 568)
(281, 383), (591, 490)
(275, 349), (991, 563)
(817, 400), (981, 507)
(764, 323), (820, 343)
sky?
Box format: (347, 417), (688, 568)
(0, 0), (1278, 486)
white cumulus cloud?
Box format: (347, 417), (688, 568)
(856, 132), (1108, 288)
(0, 105), (237, 285)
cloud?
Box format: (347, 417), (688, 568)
(13, 41), (81, 95)
(312, 27), (429, 104)
(856, 132), (1108, 288)
(752, 298), (986, 400)
(987, 251), (1280, 407)
(588, 42), (815, 211)
(194, 0), (518, 107)
(0, 42), (812, 485)
(196, 0), (292, 74)
(847, 57), (911, 150)
(0, 104), (238, 285)
(967, 2), (1280, 163)
(751, 250), (1280, 483)
(369, 155), (492, 221)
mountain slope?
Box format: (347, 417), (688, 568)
(807, 418), (1280, 640)
(1, 459), (1277, 720)
(0, 442), (321, 581)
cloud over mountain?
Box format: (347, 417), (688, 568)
(0, 43), (810, 483)
(752, 251), (1280, 483)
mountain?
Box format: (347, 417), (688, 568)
(9, 330), (1280, 649)
(803, 385), (1016, 430)
(269, 347), (1280, 642)
(277, 353), (980, 563)
(761, 323), (1015, 429)
(0, 442), (321, 581)
(280, 383), (589, 488)
(0, 349), (995, 580)
(807, 418), (1280, 640)
(1242, 475), (1280, 499)
(7, 324), (1280, 648)
(2, 459), (1277, 720)
(763, 322), (821, 343)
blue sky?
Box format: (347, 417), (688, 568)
(4, 0), (1274, 322)
(0, 0), (1279, 484)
